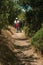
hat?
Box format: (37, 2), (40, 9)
(16, 18), (18, 19)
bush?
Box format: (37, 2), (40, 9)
(24, 25), (36, 37)
(31, 27), (43, 54)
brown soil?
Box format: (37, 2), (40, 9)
(1, 26), (43, 65)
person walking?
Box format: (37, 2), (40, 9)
(19, 19), (23, 32)
(14, 18), (20, 32)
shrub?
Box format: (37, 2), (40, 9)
(24, 25), (36, 37)
(31, 27), (43, 54)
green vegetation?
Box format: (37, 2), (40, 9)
(24, 0), (43, 37)
(0, 0), (43, 56)
(31, 27), (43, 54)
(0, 0), (21, 33)
(0, 0), (9, 33)
(8, 1), (21, 25)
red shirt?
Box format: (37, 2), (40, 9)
(15, 23), (19, 28)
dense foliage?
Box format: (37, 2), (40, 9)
(0, 0), (10, 33)
(0, 0), (21, 33)
(23, 0), (43, 37)
(8, 1), (21, 25)
(31, 27), (43, 54)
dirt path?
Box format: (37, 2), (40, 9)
(10, 27), (43, 65)
(2, 26), (43, 65)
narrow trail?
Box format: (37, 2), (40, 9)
(12, 33), (40, 65)
(2, 26), (43, 65)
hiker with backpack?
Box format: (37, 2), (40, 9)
(14, 18), (20, 32)
(19, 19), (23, 32)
